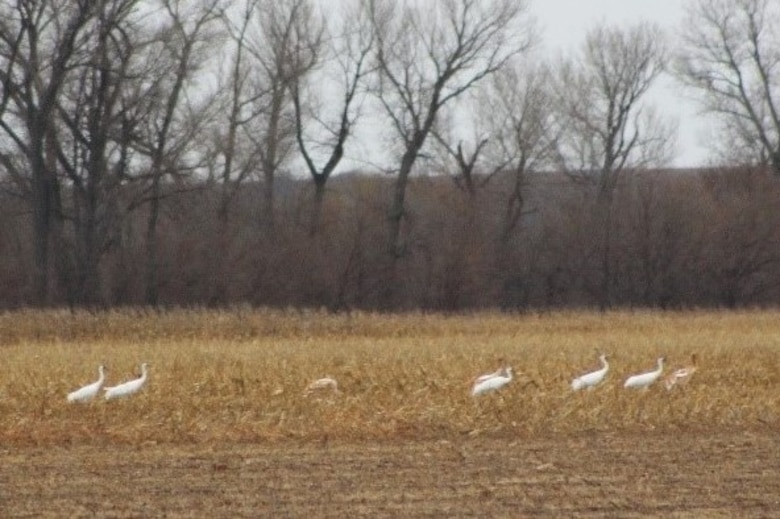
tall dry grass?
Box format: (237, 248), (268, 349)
(0, 308), (778, 446)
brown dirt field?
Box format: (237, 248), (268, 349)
(2, 430), (779, 518)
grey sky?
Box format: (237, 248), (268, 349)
(337, 0), (710, 174)
(535, 0), (709, 168)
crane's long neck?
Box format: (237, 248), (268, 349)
(600, 356), (609, 371)
(98, 366), (105, 383)
(656, 358), (664, 373)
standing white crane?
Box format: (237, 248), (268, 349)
(623, 357), (665, 389)
(571, 354), (609, 391)
(471, 366), (513, 396)
(665, 354), (698, 390)
(104, 363), (149, 400)
(67, 365), (107, 403)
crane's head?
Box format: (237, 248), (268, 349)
(134, 363), (149, 378)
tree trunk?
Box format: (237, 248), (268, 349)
(772, 150), (780, 177)
(309, 175), (327, 236)
(32, 174), (52, 305)
(144, 178), (161, 306)
(387, 149), (417, 257)
(595, 187), (614, 311)
(30, 131), (62, 306)
(262, 171), (275, 232)
(261, 87), (285, 234)
(77, 117), (108, 306)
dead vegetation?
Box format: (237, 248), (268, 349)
(5, 432), (780, 517)
(1, 308), (779, 446)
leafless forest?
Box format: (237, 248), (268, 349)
(1, 0), (780, 310)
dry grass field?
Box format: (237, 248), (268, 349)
(1, 308), (780, 516)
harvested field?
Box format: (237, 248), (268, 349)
(1, 309), (779, 516)
(3, 432), (780, 517)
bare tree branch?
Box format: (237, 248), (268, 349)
(368, 0), (534, 257)
(555, 22), (673, 192)
(677, 0), (780, 172)
(290, 0), (374, 235)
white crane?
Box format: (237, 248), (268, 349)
(473, 367), (504, 385)
(304, 376), (339, 396)
(665, 354), (698, 391)
(571, 354), (609, 391)
(471, 366), (513, 396)
(67, 365), (107, 403)
(623, 357), (665, 389)
(104, 363), (148, 400)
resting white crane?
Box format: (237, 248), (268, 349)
(665, 354), (698, 391)
(471, 366), (513, 396)
(304, 376), (339, 396)
(104, 363), (148, 400)
(623, 357), (665, 389)
(67, 365), (107, 403)
(571, 354), (609, 391)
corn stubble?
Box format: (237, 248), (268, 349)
(0, 309), (778, 446)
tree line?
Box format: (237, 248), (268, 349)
(0, 0), (779, 311)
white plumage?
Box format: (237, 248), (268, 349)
(471, 366), (513, 396)
(67, 365), (106, 403)
(104, 363), (148, 400)
(623, 357), (665, 389)
(473, 367), (503, 385)
(571, 354), (609, 391)
(304, 376), (339, 396)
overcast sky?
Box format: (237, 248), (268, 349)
(531, 0), (707, 166)
(534, 0), (709, 168)
(337, 0), (711, 173)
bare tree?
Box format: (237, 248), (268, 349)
(290, 0), (373, 235)
(367, 0), (534, 257)
(210, 0), (264, 223)
(678, 0), (780, 174)
(480, 61), (558, 242)
(431, 129), (491, 200)
(136, 0), (223, 305)
(241, 0), (319, 232)
(53, 0), (143, 305)
(426, 60), (558, 310)
(0, 0), (98, 305)
(553, 22), (675, 309)
(555, 22), (673, 194)
(696, 167), (780, 306)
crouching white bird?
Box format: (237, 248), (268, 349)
(304, 376), (339, 396)
(623, 357), (665, 389)
(471, 366), (513, 396)
(104, 363), (149, 400)
(473, 367), (503, 385)
(67, 365), (107, 403)
(571, 354), (609, 391)
(665, 354), (698, 391)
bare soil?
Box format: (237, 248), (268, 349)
(2, 430), (778, 518)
